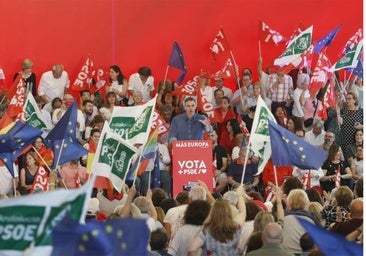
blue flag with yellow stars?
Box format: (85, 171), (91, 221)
(0, 121), (42, 177)
(52, 215), (149, 256)
(268, 120), (327, 170)
(45, 102), (87, 168)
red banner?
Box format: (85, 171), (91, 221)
(172, 140), (213, 197)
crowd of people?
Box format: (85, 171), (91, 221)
(0, 57), (363, 255)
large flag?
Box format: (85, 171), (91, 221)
(346, 58), (363, 78)
(128, 127), (158, 178)
(314, 25), (341, 54)
(109, 96), (156, 146)
(258, 19), (287, 45)
(248, 96), (276, 175)
(274, 25), (313, 66)
(308, 51), (332, 97)
(169, 75), (198, 97)
(150, 109), (169, 136)
(168, 41), (187, 84)
(71, 57), (95, 91)
(341, 28), (363, 55)
(269, 120), (327, 170)
(196, 85), (223, 123)
(0, 120), (42, 176)
(277, 44), (314, 75)
(44, 102), (87, 168)
(24, 93), (50, 129)
(210, 29), (230, 58)
(331, 39), (363, 71)
(0, 178), (94, 256)
(91, 122), (137, 192)
(298, 218), (363, 256)
(211, 58), (237, 79)
(52, 216), (149, 256)
(286, 23), (306, 47)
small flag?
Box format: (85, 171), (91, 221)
(168, 41), (187, 84)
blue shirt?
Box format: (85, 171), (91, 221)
(168, 113), (207, 143)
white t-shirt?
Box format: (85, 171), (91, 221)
(0, 164), (18, 195)
(128, 73), (154, 103)
(38, 70), (70, 102)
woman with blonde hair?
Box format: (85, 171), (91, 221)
(188, 199), (241, 255)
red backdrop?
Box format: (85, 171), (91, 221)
(0, 0), (362, 91)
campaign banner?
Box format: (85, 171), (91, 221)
(172, 140), (212, 197)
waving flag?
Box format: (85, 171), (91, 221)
(346, 58), (363, 78)
(274, 26), (313, 66)
(0, 178), (94, 256)
(44, 102), (87, 168)
(298, 218), (363, 256)
(0, 121), (42, 176)
(0, 67), (5, 88)
(332, 39), (363, 71)
(314, 25), (341, 54)
(341, 28), (363, 55)
(258, 20), (287, 45)
(52, 216), (149, 256)
(91, 122), (137, 192)
(210, 29), (230, 58)
(168, 41), (187, 84)
(308, 51), (332, 97)
(269, 120), (327, 169)
(286, 23), (306, 47)
(249, 96), (276, 175)
(24, 93), (50, 129)
(196, 84), (223, 123)
(211, 58), (237, 79)
(278, 44), (314, 74)
(170, 75), (198, 97)
(71, 57), (95, 91)
(109, 96), (156, 146)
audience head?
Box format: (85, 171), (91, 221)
(300, 233), (315, 252)
(151, 188), (168, 207)
(189, 186), (206, 201)
(184, 200), (211, 225)
(282, 176), (304, 195)
(138, 66), (152, 78)
(160, 198), (178, 214)
(175, 191), (189, 205)
(52, 64), (64, 79)
(305, 188), (324, 205)
(305, 202), (325, 227)
(287, 189), (309, 210)
(262, 223), (283, 245)
(350, 198), (363, 219)
(149, 228), (168, 251)
(246, 201), (263, 221)
(133, 196), (149, 214)
(354, 177), (363, 198)
(334, 186), (353, 207)
(253, 212), (275, 232)
(246, 231), (263, 253)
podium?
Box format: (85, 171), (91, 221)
(171, 140), (213, 197)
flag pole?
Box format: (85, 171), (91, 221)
(163, 65), (170, 89)
(273, 165), (279, 187)
(132, 145), (144, 187)
(240, 146), (251, 185)
(258, 40), (262, 59)
(32, 146), (52, 172)
(13, 177), (17, 197)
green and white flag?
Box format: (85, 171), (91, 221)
(0, 177), (94, 256)
(248, 96), (276, 175)
(91, 122), (137, 192)
(331, 39), (363, 71)
(274, 25), (313, 66)
(24, 93), (50, 129)
(109, 96), (157, 145)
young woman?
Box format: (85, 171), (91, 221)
(99, 91), (119, 122)
(105, 65), (129, 105)
(19, 152), (41, 194)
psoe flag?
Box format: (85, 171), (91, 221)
(0, 177), (94, 256)
(268, 120), (327, 170)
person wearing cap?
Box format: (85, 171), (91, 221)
(212, 77), (233, 101)
(14, 58), (37, 96)
(38, 64), (70, 112)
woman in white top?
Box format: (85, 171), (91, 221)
(105, 65), (129, 105)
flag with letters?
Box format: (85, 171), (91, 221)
(308, 51), (332, 97)
(210, 29), (230, 58)
(71, 57), (95, 91)
(0, 178), (94, 256)
(258, 19), (287, 45)
(91, 122), (137, 192)
(269, 120), (328, 170)
(341, 28), (363, 55)
(109, 96), (156, 146)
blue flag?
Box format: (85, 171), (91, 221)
(298, 218), (363, 256)
(52, 216), (149, 256)
(314, 25), (341, 54)
(0, 121), (42, 176)
(168, 41), (187, 84)
(268, 120), (327, 170)
(347, 58), (363, 78)
(45, 102), (87, 168)
(152, 151), (161, 189)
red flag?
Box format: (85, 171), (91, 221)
(0, 67), (5, 89)
(30, 166), (49, 193)
(170, 77), (198, 96)
(300, 170), (311, 189)
(90, 66), (108, 94)
(236, 115), (250, 137)
(210, 29), (230, 58)
(151, 110), (169, 136)
(308, 51), (332, 97)
(196, 85), (223, 123)
(211, 58), (237, 79)
(71, 57), (95, 91)
(341, 28), (363, 55)
(323, 77), (337, 108)
(258, 20), (287, 45)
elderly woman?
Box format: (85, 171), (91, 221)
(281, 189), (317, 255)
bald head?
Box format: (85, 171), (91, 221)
(262, 223), (283, 244)
(350, 199), (363, 219)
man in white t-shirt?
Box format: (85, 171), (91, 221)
(0, 162), (19, 197)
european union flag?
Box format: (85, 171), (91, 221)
(298, 217), (363, 256)
(52, 215), (149, 256)
(314, 25), (341, 54)
(347, 58), (363, 78)
(45, 102), (87, 168)
(268, 120), (327, 170)
(168, 41), (187, 84)
(0, 121), (42, 176)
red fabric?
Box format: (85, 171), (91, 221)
(210, 29), (230, 58)
(215, 108), (236, 141)
(196, 86), (223, 123)
(3, 74), (25, 121)
(30, 166), (49, 193)
(262, 160), (293, 187)
(309, 51), (332, 97)
(258, 19), (287, 45)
